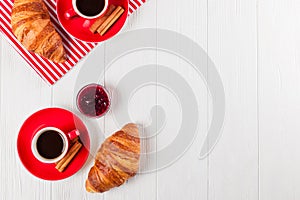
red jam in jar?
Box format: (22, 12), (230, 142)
(77, 84), (110, 117)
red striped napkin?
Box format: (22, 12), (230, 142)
(0, 0), (146, 85)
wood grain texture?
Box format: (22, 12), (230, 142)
(2, 0), (300, 199)
(104, 1), (158, 199)
(0, 34), (52, 200)
(155, 0), (208, 200)
(258, 0), (300, 199)
(207, 0), (259, 200)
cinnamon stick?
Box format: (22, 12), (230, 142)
(55, 137), (79, 165)
(71, 136), (79, 145)
(58, 143), (82, 172)
(89, 4), (116, 33)
(55, 141), (79, 169)
(55, 141), (82, 172)
(97, 6), (124, 36)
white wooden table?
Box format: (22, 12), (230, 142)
(1, 0), (300, 199)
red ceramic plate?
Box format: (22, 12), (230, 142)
(17, 108), (90, 181)
(56, 0), (129, 42)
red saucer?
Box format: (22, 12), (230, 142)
(56, 0), (129, 42)
(17, 108), (90, 181)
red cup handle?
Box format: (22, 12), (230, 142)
(67, 129), (80, 141)
(64, 8), (77, 20)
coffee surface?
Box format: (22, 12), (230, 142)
(76, 0), (105, 17)
(36, 131), (64, 159)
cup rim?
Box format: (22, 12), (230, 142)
(72, 0), (109, 19)
(31, 127), (69, 164)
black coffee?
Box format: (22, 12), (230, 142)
(36, 131), (64, 159)
(76, 0), (105, 17)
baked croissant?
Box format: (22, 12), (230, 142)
(11, 0), (67, 63)
(86, 123), (140, 193)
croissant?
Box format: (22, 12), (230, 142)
(11, 0), (67, 63)
(86, 123), (140, 193)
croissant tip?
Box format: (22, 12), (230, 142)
(123, 123), (137, 128)
(121, 123), (139, 137)
(52, 54), (68, 63)
(85, 180), (96, 193)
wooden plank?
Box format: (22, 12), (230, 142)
(207, 0), (258, 199)
(0, 35), (52, 200)
(258, 0), (300, 199)
(104, 1), (158, 200)
(155, 0), (208, 199)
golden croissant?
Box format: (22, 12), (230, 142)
(86, 123), (140, 193)
(11, 0), (67, 63)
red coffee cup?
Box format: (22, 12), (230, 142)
(64, 0), (109, 20)
(31, 127), (80, 163)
